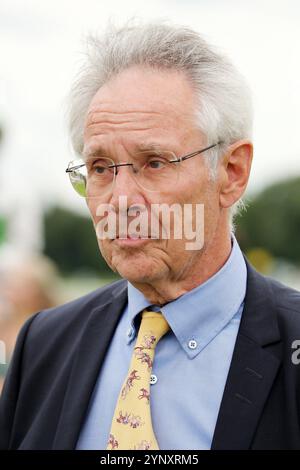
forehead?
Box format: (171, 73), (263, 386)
(84, 66), (198, 142)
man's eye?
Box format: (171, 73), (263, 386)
(94, 165), (108, 174)
(89, 159), (111, 174)
(147, 160), (166, 169)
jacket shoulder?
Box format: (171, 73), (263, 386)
(27, 278), (127, 337)
(263, 273), (300, 333)
(266, 275), (300, 312)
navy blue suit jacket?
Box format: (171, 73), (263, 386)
(1, 260), (300, 449)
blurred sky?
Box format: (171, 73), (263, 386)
(0, 0), (299, 215)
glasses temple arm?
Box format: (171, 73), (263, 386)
(171, 141), (223, 163)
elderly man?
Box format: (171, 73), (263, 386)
(1, 22), (300, 451)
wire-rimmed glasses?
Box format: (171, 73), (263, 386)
(65, 142), (222, 198)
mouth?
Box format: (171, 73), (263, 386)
(113, 235), (159, 246)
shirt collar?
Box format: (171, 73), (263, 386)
(125, 235), (247, 358)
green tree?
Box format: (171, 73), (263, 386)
(44, 206), (118, 277)
(236, 176), (300, 264)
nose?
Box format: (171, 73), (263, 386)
(109, 163), (147, 209)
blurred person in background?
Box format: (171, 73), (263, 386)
(0, 21), (300, 451)
(0, 255), (59, 391)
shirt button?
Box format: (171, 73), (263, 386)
(150, 374), (158, 385)
(188, 339), (198, 350)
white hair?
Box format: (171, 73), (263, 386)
(67, 21), (253, 226)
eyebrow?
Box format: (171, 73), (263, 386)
(135, 142), (165, 152)
(83, 142), (166, 160)
(82, 147), (108, 160)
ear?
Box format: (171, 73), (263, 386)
(219, 140), (253, 209)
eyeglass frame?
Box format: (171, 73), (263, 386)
(65, 141), (223, 176)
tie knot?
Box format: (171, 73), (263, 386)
(138, 309), (170, 348)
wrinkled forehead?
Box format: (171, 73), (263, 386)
(83, 68), (201, 158)
(82, 120), (202, 161)
(85, 66), (199, 127)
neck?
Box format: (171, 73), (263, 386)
(131, 230), (232, 305)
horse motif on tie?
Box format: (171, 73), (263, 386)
(116, 411), (131, 425)
(143, 333), (156, 348)
(108, 433), (119, 449)
(129, 414), (144, 428)
(133, 439), (152, 450)
(138, 387), (150, 403)
(121, 369), (141, 399)
(116, 411), (144, 428)
(134, 332), (156, 369)
(137, 351), (153, 370)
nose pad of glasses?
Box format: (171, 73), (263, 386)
(113, 164), (142, 192)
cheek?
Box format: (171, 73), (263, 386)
(87, 198), (114, 239)
(98, 238), (111, 256)
(177, 164), (209, 200)
(177, 174), (220, 240)
(87, 199), (98, 224)
(96, 239), (117, 270)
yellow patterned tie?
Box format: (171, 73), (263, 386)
(106, 309), (170, 450)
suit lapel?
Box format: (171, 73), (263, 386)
(211, 333), (281, 449)
(211, 261), (282, 449)
(52, 281), (128, 450)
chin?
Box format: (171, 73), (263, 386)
(112, 256), (165, 284)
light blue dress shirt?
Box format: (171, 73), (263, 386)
(76, 236), (247, 450)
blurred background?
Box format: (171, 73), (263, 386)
(0, 0), (300, 388)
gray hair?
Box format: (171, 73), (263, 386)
(67, 21), (253, 225)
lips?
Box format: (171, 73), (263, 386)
(115, 233), (156, 239)
(115, 235), (158, 239)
